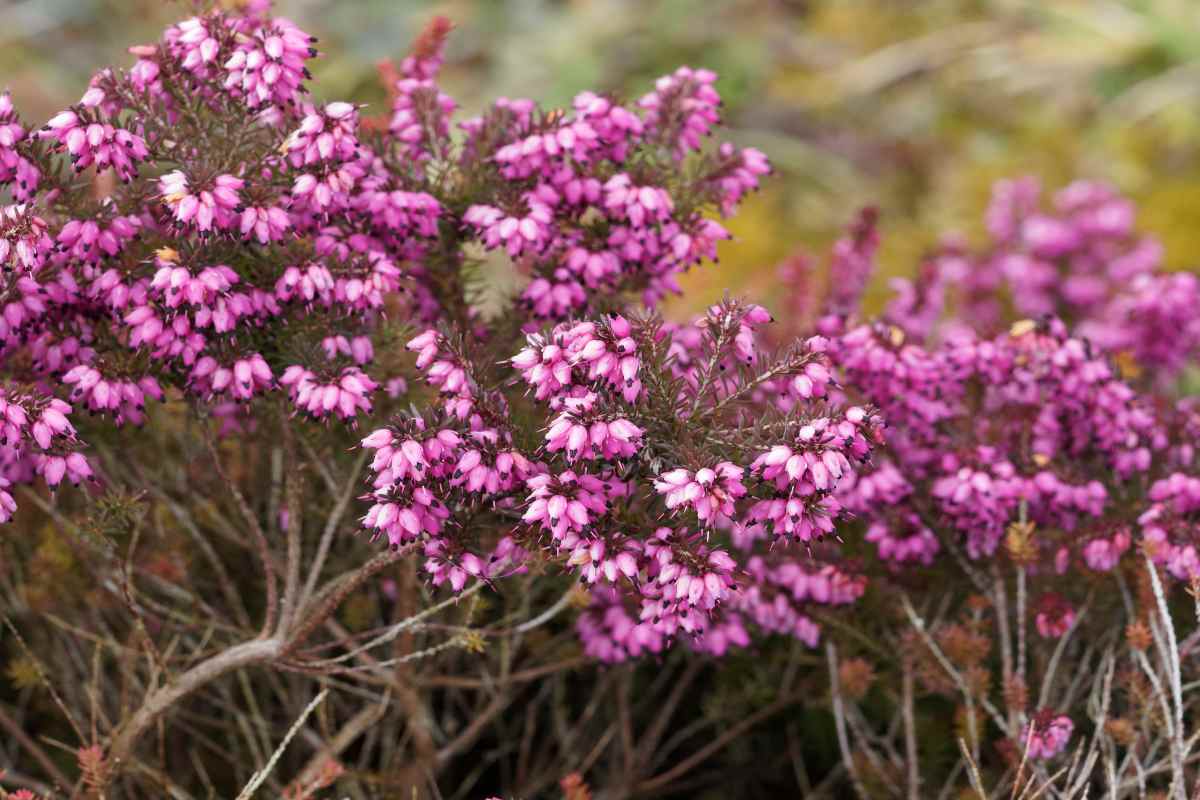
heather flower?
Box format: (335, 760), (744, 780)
(8, 5), (1199, 749)
(390, 77), (456, 161)
(522, 470), (616, 543)
(1034, 593), (1076, 638)
(159, 171), (244, 231)
(654, 462), (746, 525)
(0, 94), (38, 200)
(709, 142), (772, 215)
(1082, 529), (1131, 572)
(576, 586), (667, 663)
(283, 102), (361, 165)
(0, 204), (51, 272)
(39, 110), (149, 181)
(38, 451), (93, 487)
(603, 174), (673, 227)
(57, 215), (141, 263)
(0, 476), (16, 523)
(564, 533), (641, 584)
(545, 397), (643, 461)
(817, 207), (879, 325)
(638, 66), (721, 158)
(464, 197), (554, 257)
(512, 317), (642, 406)
(62, 366), (162, 424)
(189, 353), (273, 401)
(406, 329), (474, 407)
(362, 485), (450, 549)
(166, 16), (224, 76)
(223, 17), (316, 109)
(280, 365), (377, 421)
(238, 204), (291, 243)
(864, 517), (940, 566)
(1022, 711), (1073, 760)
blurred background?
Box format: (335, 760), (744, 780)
(5, 0), (1200, 316)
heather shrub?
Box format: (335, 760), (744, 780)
(3, 3), (1200, 800)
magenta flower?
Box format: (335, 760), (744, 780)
(222, 17), (315, 109)
(280, 365), (377, 422)
(522, 470), (615, 543)
(160, 171), (244, 231)
(464, 196), (554, 257)
(654, 462), (746, 525)
(545, 397), (643, 461)
(39, 106), (149, 181)
(1022, 711), (1073, 760)
(0, 204), (51, 272)
(1034, 593), (1076, 638)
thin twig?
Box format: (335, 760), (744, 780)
(297, 449), (368, 615)
(826, 640), (869, 799)
(235, 688), (329, 799)
(901, 594), (1010, 737)
(109, 637), (284, 768)
(0, 702), (73, 790)
(635, 691), (805, 794)
(1145, 555), (1187, 799)
(203, 433), (278, 636)
(277, 423), (304, 636)
(902, 656), (919, 800)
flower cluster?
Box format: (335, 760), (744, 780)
(0, 388), (87, 519)
(884, 176), (1200, 378)
(0, 7), (438, 516)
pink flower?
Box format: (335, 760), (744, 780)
(1082, 529), (1131, 571)
(603, 174), (673, 227)
(1034, 593), (1076, 638)
(864, 517), (940, 566)
(0, 477), (16, 522)
(280, 365), (377, 421)
(522, 470), (615, 543)
(283, 102), (361, 165)
(638, 66), (721, 158)
(512, 318), (642, 406)
(160, 171), (243, 231)
(223, 17), (315, 109)
(390, 77), (456, 161)
(1022, 711), (1073, 760)
(189, 353), (273, 401)
(239, 205), (291, 243)
(0, 204), (51, 272)
(38, 112), (149, 181)
(464, 197), (554, 257)
(565, 534), (641, 584)
(654, 462), (746, 525)
(545, 394), (642, 461)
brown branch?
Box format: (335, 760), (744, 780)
(293, 693), (391, 788)
(203, 432), (278, 636)
(0, 702), (72, 790)
(415, 657), (586, 689)
(283, 545), (413, 656)
(297, 449), (367, 615)
(635, 692), (804, 795)
(435, 690), (519, 767)
(618, 667), (635, 789)
(903, 657), (919, 800)
(277, 422), (304, 636)
(108, 637), (284, 769)
(826, 640), (869, 800)
(636, 658), (705, 769)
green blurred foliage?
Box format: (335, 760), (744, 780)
(5, 0), (1200, 316)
